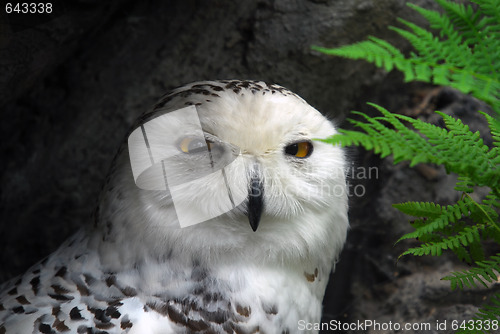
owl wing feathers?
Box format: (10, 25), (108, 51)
(0, 234), (276, 334)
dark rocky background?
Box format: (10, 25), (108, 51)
(1, 0), (497, 333)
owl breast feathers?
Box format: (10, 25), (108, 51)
(0, 80), (348, 334)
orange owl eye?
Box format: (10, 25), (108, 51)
(179, 137), (211, 154)
(284, 141), (313, 158)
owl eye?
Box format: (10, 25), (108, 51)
(179, 137), (213, 154)
(284, 141), (313, 158)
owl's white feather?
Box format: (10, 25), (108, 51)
(0, 80), (348, 334)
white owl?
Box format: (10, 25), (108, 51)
(0, 80), (348, 333)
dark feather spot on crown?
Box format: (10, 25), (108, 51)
(203, 292), (223, 304)
(145, 301), (167, 316)
(262, 302), (278, 315)
(105, 306), (121, 319)
(84, 273), (97, 286)
(108, 300), (124, 307)
(166, 303), (189, 326)
(51, 284), (71, 294)
(120, 319), (133, 330)
(236, 304), (251, 317)
(120, 286), (137, 297)
(96, 322), (114, 330)
(30, 276), (40, 295)
(76, 325), (87, 333)
(70, 306), (84, 320)
(55, 266), (67, 278)
(105, 275), (117, 287)
(76, 282), (90, 296)
(15, 295), (30, 305)
(304, 271), (316, 282)
(187, 318), (210, 331)
(166, 300), (210, 331)
(200, 308), (229, 324)
(48, 293), (74, 301)
(53, 318), (70, 332)
(52, 306), (61, 316)
(12, 306), (24, 313)
(38, 323), (52, 334)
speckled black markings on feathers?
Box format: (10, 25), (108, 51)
(0, 240), (285, 333)
(135, 80), (303, 125)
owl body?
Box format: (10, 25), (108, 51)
(0, 80), (348, 333)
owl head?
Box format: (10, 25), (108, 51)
(97, 80), (348, 267)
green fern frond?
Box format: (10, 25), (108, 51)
(322, 105), (500, 190)
(442, 254), (500, 290)
(393, 201), (443, 218)
(407, 3), (463, 46)
(393, 15), (472, 69)
(435, 0), (498, 78)
(395, 198), (481, 243)
(311, 37), (405, 73)
(455, 176), (474, 193)
(395, 193), (499, 254)
(400, 224), (484, 258)
(475, 0), (500, 35)
(312, 0), (500, 112)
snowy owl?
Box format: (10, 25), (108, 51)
(0, 80), (348, 333)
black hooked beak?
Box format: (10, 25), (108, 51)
(247, 166), (264, 232)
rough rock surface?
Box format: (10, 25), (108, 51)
(1, 0), (497, 333)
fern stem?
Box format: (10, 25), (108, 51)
(464, 193), (500, 233)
